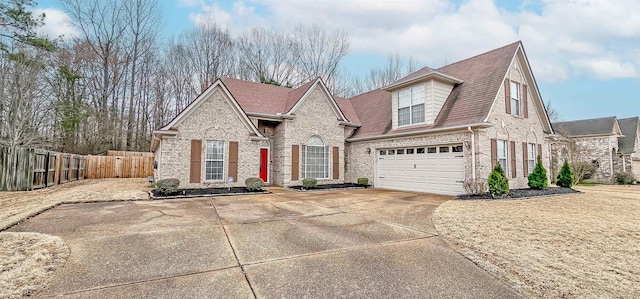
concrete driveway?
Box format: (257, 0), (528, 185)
(9, 188), (520, 298)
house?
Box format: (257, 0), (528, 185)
(151, 41), (556, 195)
(551, 116), (640, 182)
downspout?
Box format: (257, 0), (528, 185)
(467, 126), (476, 180)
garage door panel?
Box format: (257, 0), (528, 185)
(377, 147), (464, 196)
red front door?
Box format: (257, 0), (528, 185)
(260, 148), (268, 182)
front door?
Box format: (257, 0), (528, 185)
(260, 148), (268, 182)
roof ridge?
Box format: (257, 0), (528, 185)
(349, 88), (387, 100)
(436, 41), (521, 71)
(553, 115), (618, 125)
(223, 77), (294, 91)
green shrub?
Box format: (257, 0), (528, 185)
(527, 159), (548, 189)
(556, 160), (574, 187)
(156, 178), (180, 195)
(614, 171), (635, 185)
(488, 164), (509, 196)
(245, 177), (265, 191)
(357, 178), (369, 185)
(302, 177), (317, 189)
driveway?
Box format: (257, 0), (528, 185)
(8, 188), (519, 298)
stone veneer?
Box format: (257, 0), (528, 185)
(571, 136), (618, 183)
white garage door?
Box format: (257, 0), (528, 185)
(634, 160), (640, 180)
(376, 145), (465, 196)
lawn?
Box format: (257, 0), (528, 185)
(434, 185), (640, 298)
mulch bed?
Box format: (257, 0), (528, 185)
(288, 183), (370, 191)
(150, 187), (268, 199)
(456, 187), (579, 200)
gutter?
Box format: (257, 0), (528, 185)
(467, 126), (476, 180)
(246, 112), (295, 121)
(339, 121), (361, 128)
(347, 123), (493, 142)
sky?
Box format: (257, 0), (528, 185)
(33, 0), (640, 122)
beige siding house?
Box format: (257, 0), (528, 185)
(155, 41), (632, 195)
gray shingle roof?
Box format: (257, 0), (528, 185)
(552, 116), (618, 137)
(618, 117), (639, 154)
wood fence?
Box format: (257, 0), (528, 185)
(0, 146), (153, 191)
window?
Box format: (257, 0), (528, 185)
(497, 139), (508, 170)
(205, 140), (224, 181)
(398, 85), (425, 126)
(379, 150), (386, 156)
(439, 146), (450, 153)
(302, 136), (328, 179)
(388, 149), (395, 155)
(510, 81), (520, 116)
(406, 148), (415, 154)
(452, 145), (463, 153)
(397, 149), (405, 155)
(527, 143), (536, 175)
(427, 147), (437, 153)
(416, 148), (425, 154)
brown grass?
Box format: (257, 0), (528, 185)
(0, 232), (69, 298)
(0, 178), (151, 231)
(434, 185), (640, 298)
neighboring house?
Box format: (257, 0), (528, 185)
(617, 117), (640, 179)
(552, 116), (640, 182)
(151, 41), (556, 195)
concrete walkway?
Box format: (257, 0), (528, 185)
(9, 187), (520, 298)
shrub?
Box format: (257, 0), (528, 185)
(463, 178), (488, 195)
(556, 160), (574, 187)
(488, 164), (509, 196)
(156, 178), (180, 195)
(245, 177), (265, 191)
(357, 178), (369, 185)
(527, 158), (548, 189)
(614, 171), (635, 185)
(302, 177), (317, 189)
(570, 161), (596, 184)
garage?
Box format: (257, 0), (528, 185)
(376, 145), (465, 196)
(634, 160), (640, 180)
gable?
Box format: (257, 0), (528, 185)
(286, 79), (348, 122)
(159, 80), (262, 137)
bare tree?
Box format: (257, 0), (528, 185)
(291, 24), (349, 90)
(341, 53), (420, 97)
(545, 99), (561, 123)
(236, 27), (295, 85)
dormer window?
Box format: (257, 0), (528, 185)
(398, 85), (425, 126)
(510, 81), (520, 116)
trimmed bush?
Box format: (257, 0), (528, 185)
(302, 177), (317, 189)
(556, 160), (574, 187)
(614, 171), (635, 185)
(357, 178), (369, 185)
(156, 178), (180, 195)
(528, 158), (548, 189)
(488, 164), (509, 196)
(245, 177), (265, 191)
(463, 178), (488, 195)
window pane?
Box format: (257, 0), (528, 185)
(499, 159), (507, 171)
(497, 140), (506, 159)
(510, 82), (519, 100)
(528, 161), (535, 174)
(205, 141), (224, 180)
(439, 146), (450, 153)
(398, 88), (411, 108)
(452, 145), (463, 152)
(379, 150), (386, 156)
(406, 148), (414, 154)
(411, 104), (425, 124)
(416, 148), (425, 154)
(512, 98), (520, 116)
(411, 85), (425, 104)
(388, 150), (395, 155)
(427, 147), (436, 153)
(397, 149), (404, 155)
(303, 145), (328, 179)
(398, 107), (411, 126)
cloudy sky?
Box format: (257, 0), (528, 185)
(35, 0), (640, 121)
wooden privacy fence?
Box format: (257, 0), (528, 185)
(0, 146), (153, 191)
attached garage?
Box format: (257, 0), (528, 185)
(634, 160), (640, 180)
(376, 145), (465, 196)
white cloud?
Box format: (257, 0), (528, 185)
(182, 0), (640, 82)
(32, 8), (80, 40)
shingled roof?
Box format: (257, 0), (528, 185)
(347, 41), (522, 139)
(552, 116), (620, 137)
(618, 117), (639, 154)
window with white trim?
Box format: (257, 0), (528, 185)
(398, 84), (425, 126)
(302, 136), (328, 179)
(205, 140), (224, 181)
(527, 143), (536, 175)
(497, 139), (508, 170)
(510, 81), (520, 116)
